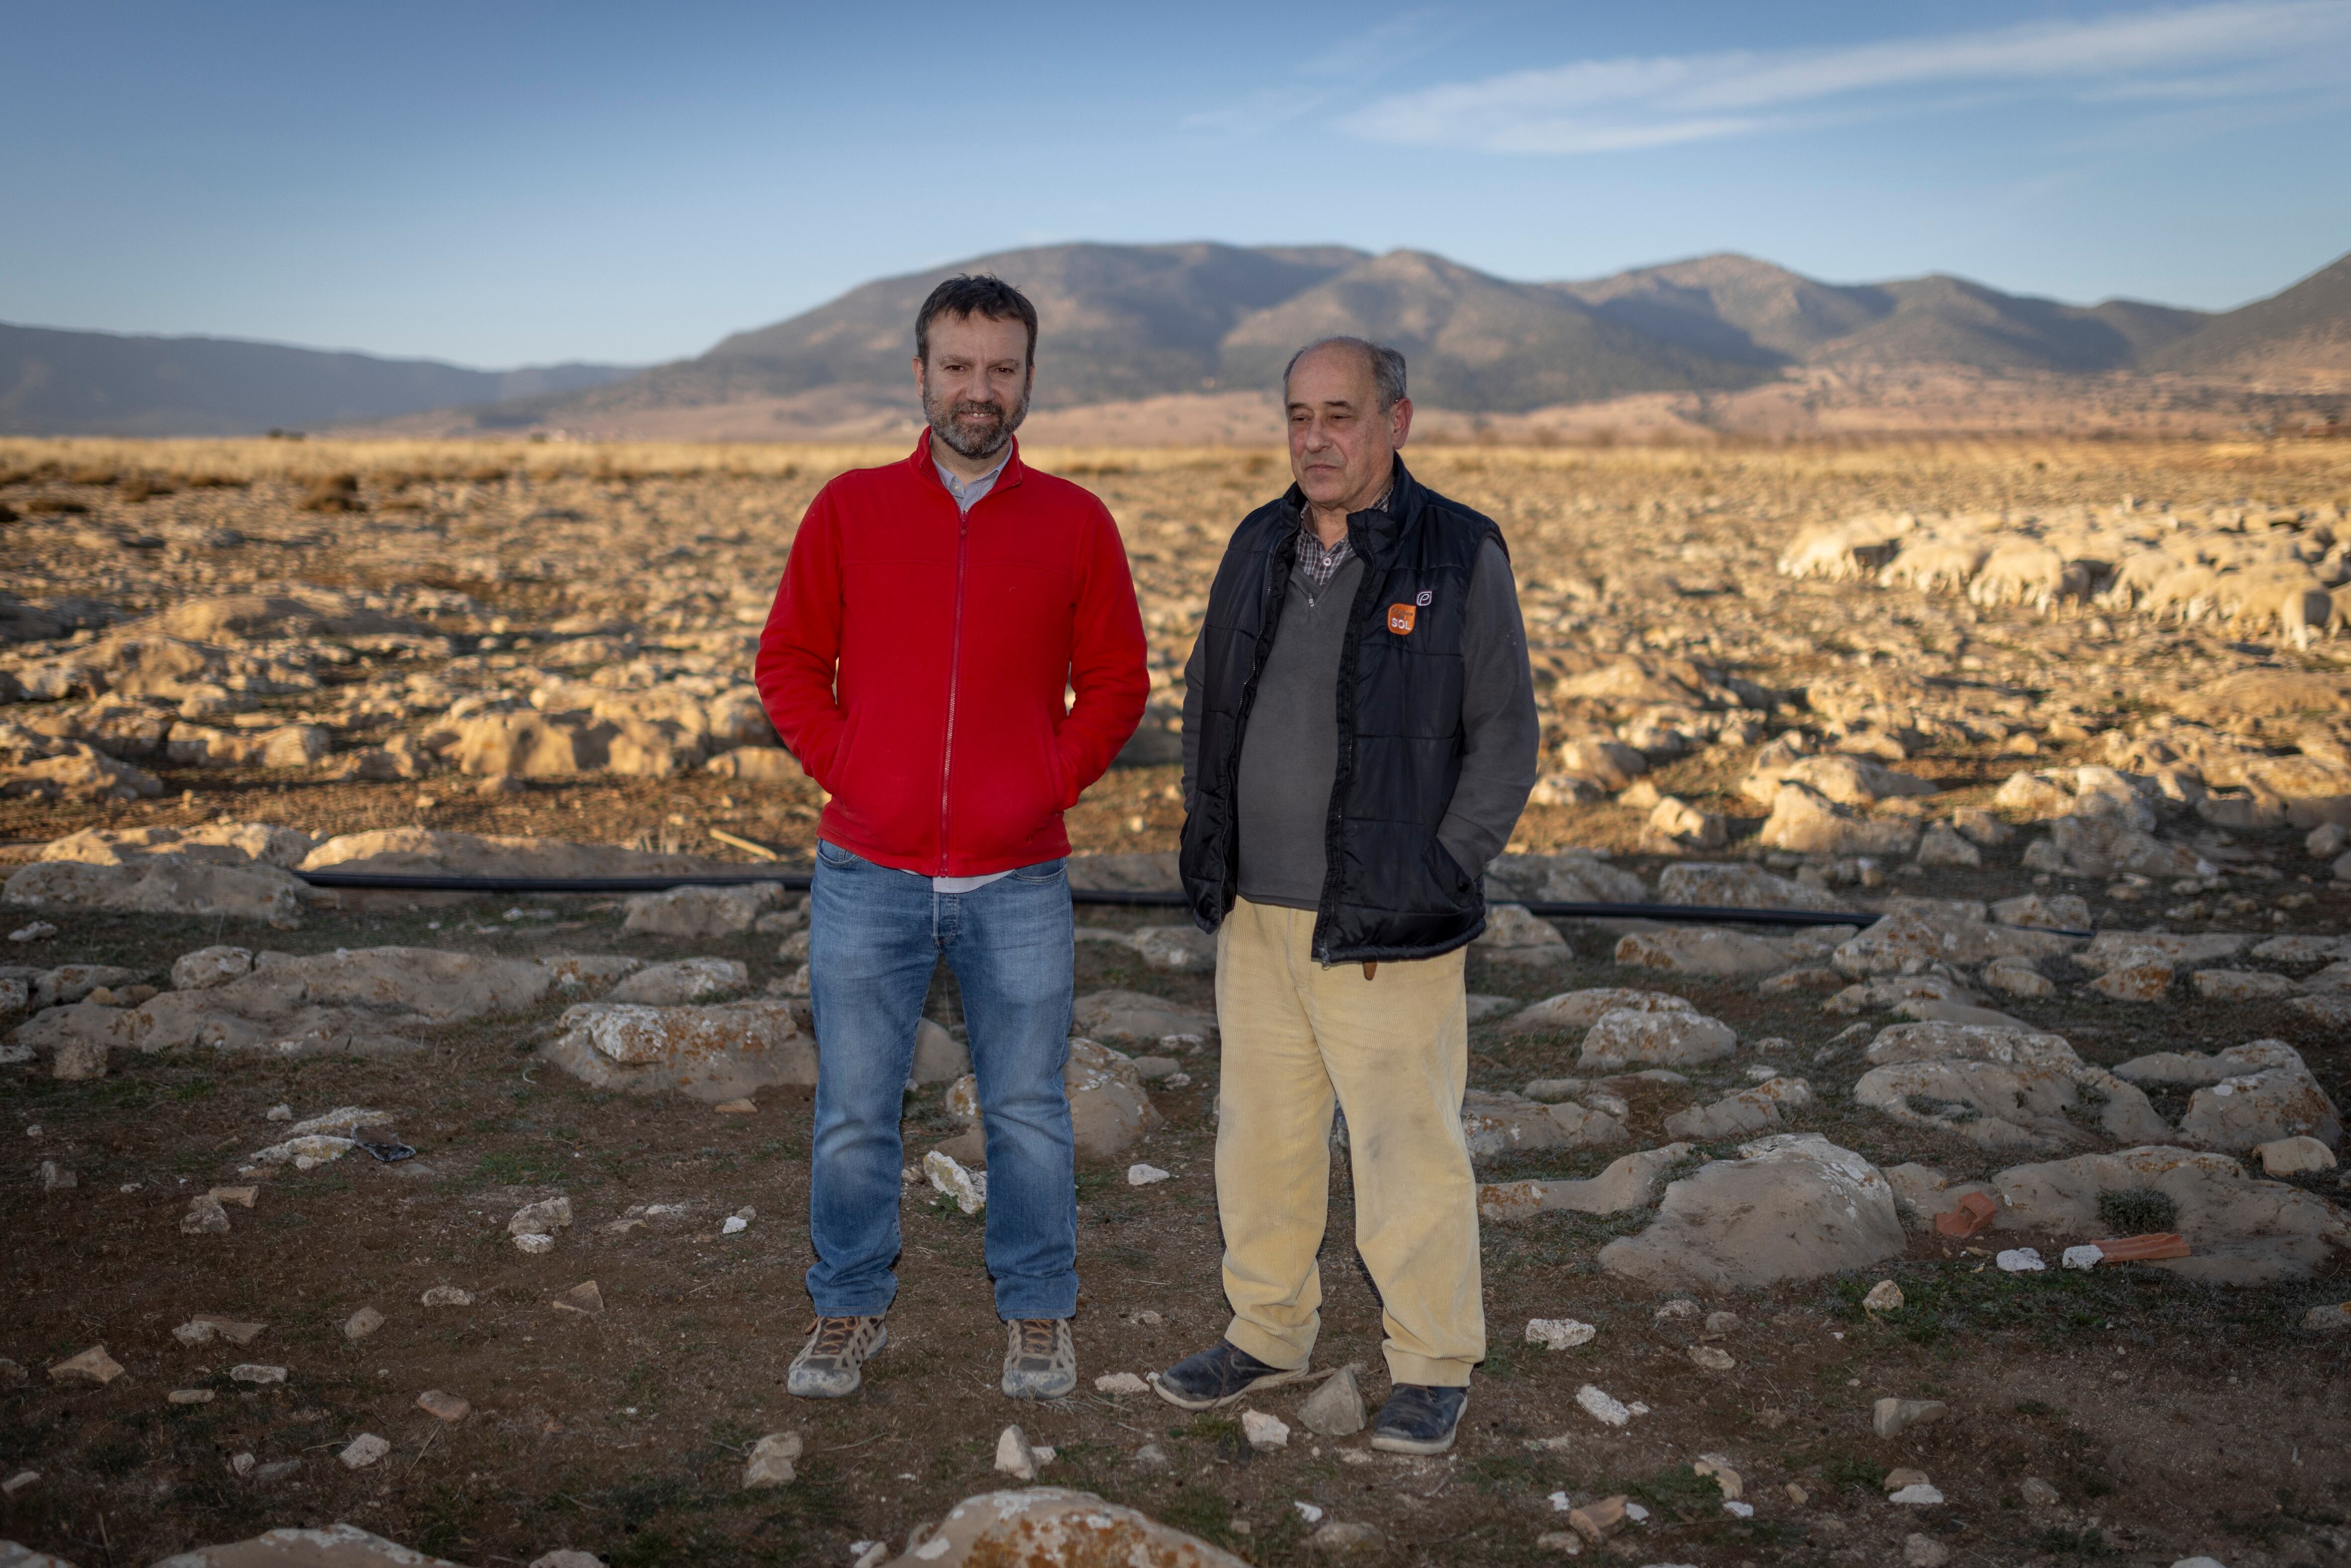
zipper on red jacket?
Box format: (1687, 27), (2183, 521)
(938, 505), (970, 874)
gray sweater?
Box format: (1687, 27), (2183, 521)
(1181, 536), (1540, 912)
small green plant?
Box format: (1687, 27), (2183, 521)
(2097, 1187), (2178, 1233)
(1819, 1454), (1888, 1493)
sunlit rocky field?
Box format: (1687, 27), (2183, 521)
(2, 434), (2349, 1568)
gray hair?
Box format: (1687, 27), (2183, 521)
(1282, 336), (1407, 413)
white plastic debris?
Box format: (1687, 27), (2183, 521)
(1724, 1500), (1755, 1518)
(1548, 1490), (1573, 1512)
(1575, 1385), (1631, 1427)
(1241, 1409), (1290, 1449)
(2061, 1244), (2104, 1270)
(1995, 1248), (2046, 1273)
(1127, 1163), (1172, 1185)
(926, 1150), (988, 1215)
(1526, 1317), (1598, 1350)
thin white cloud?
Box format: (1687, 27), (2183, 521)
(1341, 0), (2351, 153)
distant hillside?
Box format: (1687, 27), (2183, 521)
(2146, 251), (2351, 383)
(1553, 254), (2212, 375)
(0, 322), (636, 436)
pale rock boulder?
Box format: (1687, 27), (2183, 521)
(1485, 850), (1647, 905)
(1994, 766), (2158, 829)
(1069, 989), (1215, 1045)
(1990, 892), (2091, 930)
(301, 828), (732, 880)
(880, 1488), (1247, 1568)
(0, 746), (164, 803)
(2193, 969), (2299, 1001)
(1992, 1145), (2351, 1286)
(1914, 823), (1981, 867)
(1061, 1038), (1164, 1159)
(1580, 1008), (1736, 1070)
(910, 1018), (970, 1085)
(1857, 1023), (2168, 1151)
(1880, 1162), (1995, 1230)
(167, 723), (331, 770)
(42, 822), (315, 869)
(1471, 905), (1570, 964)
(29, 964), (141, 1009)
(621, 884), (770, 939)
(1614, 924), (1853, 977)
(1832, 908), (2075, 976)
(1642, 795), (1726, 850)
(1982, 957), (2057, 998)
(1479, 1143), (1695, 1222)
(1598, 1134), (1906, 1291)
(1555, 736), (1647, 792)
(1768, 754), (1938, 809)
(1757, 783), (1921, 856)
(1654, 861), (1848, 913)
(541, 1000), (816, 1103)
(2164, 1043), (2343, 1153)
(705, 747), (804, 784)
(2044, 813), (2214, 880)
(1504, 987), (1694, 1035)
(152, 1524), (470, 1567)
(539, 953), (643, 992)
(16, 945), (555, 1064)
(3, 856), (304, 929)
(1663, 1076), (1814, 1141)
(2074, 931), (2254, 974)
(1823, 972), (1978, 1016)
(605, 956), (748, 1005)
(1459, 1090), (1627, 1158)
(1132, 925), (1216, 973)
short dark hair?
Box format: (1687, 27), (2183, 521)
(1282, 336), (1408, 413)
(915, 275), (1039, 368)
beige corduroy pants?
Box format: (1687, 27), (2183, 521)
(1212, 897), (1484, 1388)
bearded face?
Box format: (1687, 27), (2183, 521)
(923, 367), (1031, 460)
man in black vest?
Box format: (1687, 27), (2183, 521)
(1155, 336), (1539, 1455)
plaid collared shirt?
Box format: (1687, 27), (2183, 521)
(1294, 487), (1389, 596)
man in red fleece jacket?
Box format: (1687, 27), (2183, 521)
(755, 275), (1147, 1402)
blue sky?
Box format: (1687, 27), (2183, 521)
(6, 0), (2348, 368)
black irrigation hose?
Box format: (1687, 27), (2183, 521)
(293, 867), (2095, 936)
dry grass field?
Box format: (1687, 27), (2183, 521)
(2, 434), (2350, 1568)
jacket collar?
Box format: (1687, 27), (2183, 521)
(909, 427), (1028, 497)
(1282, 454), (1416, 559)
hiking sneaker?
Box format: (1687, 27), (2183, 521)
(787, 1315), (886, 1398)
(1370, 1383), (1468, 1455)
(1002, 1318), (1078, 1400)
(1150, 1340), (1312, 1411)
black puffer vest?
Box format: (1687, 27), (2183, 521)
(1180, 459), (1504, 963)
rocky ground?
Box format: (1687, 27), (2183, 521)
(2, 435), (2350, 1568)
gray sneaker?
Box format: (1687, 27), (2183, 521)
(1002, 1318), (1077, 1400)
(787, 1315), (886, 1398)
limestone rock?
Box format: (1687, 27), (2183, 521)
(1757, 783), (1921, 856)
(1487, 849), (1648, 904)
(1990, 892), (2091, 930)
(41, 822), (314, 868)
(2193, 969), (2299, 1001)
(1769, 753), (1939, 808)
(2, 856), (304, 928)
(172, 945), (254, 990)
(1856, 1024), (2167, 1152)
(1664, 1076), (1813, 1141)
(1472, 904), (1571, 963)
(2255, 1136), (2337, 1176)
(882, 1488), (1247, 1568)
(47, 1346), (124, 1385)
(2175, 1044), (2341, 1153)
(2089, 950), (2175, 1002)
(1992, 1144), (2351, 1285)
(1832, 908), (2075, 976)
(1461, 1090), (1626, 1158)
(1063, 1038), (1163, 1159)
(743, 1431), (802, 1488)
(1654, 861), (1849, 913)
(2046, 813), (2214, 879)
(1070, 989), (1215, 1045)
(1874, 1398), (1949, 1438)
(151, 1523), (470, 1568)
(911, 1018), (970, 1085)
(1133, 925), (1216, 972)
(1614, 923), (1851, 976)
(605, 956), (747, 1005)
(1599, 1134), (1906, 1290)
(2075, 931), (2253, 975)
(302, 828), (732, 881)
(1915, 822), (1981, 867)
(1504, 987), (1694, 1034)
(540, 1000), (815, 1103)
(621, 884), (766, 939)
(1580, 1008), (1735, 1069)
(1479, 1144), (1694, 1221)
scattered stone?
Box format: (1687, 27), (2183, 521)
(1070, 989), (1216, 1045)
(1307, 1522), (1383, 1554)
(540, 999), (815, 1103)
(1579, 1008), (1735, 1069)
(1093, 1372), (1148, 1396)
(416, 1389), (471, 1422)
(894, 1488), (1247, 1568)
(168, 1388), (214, 1405)
(228, 1363), (286, 1384)
(33, 1159), (74, 1191)
(1688, 1345), (1734, 1371)
(1981, 957), (2055, 998)
(1874, 1397), (1949, 1438)
(420, 1285), (475, 1307)
(2256, 1136), (2337, 1176)
(1996, 1248), (2045, 1272)
(338, 1433), (391, 1469)
(606, 955), (748, 1005)
(1888, 1481), (1945, 1506)
(1994, 1144), (2351, 1285)
(1299, 1364), (1366, 1436)
(1240, 1409), (1289, 1449)
(744, 1431), (802, 1488)
(530, 1554), (607, 1568)
(1574, 1385), (1631, 1427)
(1863, 1280), (1905, 1313)
(344, 1306), (385, 1341)
(1526, 1318), (1598, 1350)
(621, 884), (765, 939)
(1472, 904), (1572, 964)
(1133, 924), (1217, 972)
(927, 1150), (988, 1214)
(1904, 1532), (1952, 1567)
(48, 1345), (123, 1385)
(1127, 1162), (1171, 1185)
(510, 1196), (574, 1234)
(1600, 1135), (1906, 1290)
(173, 1316), (265, 1346)
(1567, 1493), (1629, 1544)
(553, 1280), (605, 1315)
(1479, 1144), (1694, 1222)
(2300, 1303), (2351, 1332)
(1663, 1076), (1813, 1141)
(1758, 782), (1921, 856)
(2063, 1244), (2105, 1269)
(993, 1424), (1040, 1480)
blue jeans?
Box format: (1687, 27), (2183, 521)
(805, 839), (1079, 1320)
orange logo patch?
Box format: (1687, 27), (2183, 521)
(1387, 604), (1417, 635)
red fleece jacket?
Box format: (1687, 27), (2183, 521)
(754, 432), (1148, 876)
